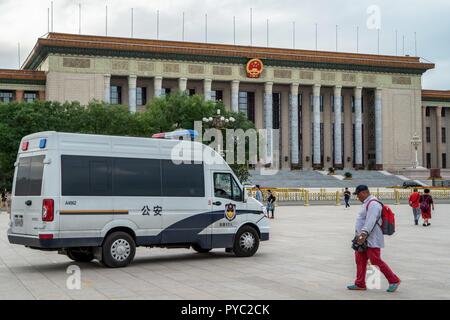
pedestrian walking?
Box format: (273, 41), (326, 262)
(1, 188), (6, 209)
(408, 188), (421, 225)
(255, 185), (263, 204)
(266, 190), (276, 219)
(344, 187), (351, 208)
(347, 185), (401, 293)
(419, 188), (434, 227)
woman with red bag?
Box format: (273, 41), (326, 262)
(419, 189), (434, 227)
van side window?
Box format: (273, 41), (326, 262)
(61, 155), (205, 197)
(113, 158), (161, 196)
(161, 161), (204, 197)
(62, 155), (112, 196)
(15, 155), (45, 196)
(214, 173), (243, 201)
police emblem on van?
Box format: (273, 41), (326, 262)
(225, 203), (236, 221)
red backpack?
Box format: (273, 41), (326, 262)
(366, 200), (396, 236)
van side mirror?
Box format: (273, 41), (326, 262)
(243, 187), (249, 203)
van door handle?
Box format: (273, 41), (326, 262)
(212, 201), (222, 206)
(25, 200), (32, 206)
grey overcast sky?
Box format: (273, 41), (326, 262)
(0, 0), (448, 89)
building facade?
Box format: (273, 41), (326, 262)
(1, 32), (448, 171)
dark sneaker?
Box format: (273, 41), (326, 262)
(347, 284), (367, 291)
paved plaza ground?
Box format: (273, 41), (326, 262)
(0, 204), (449, 300)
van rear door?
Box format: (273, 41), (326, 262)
(11, 155), (45, 236)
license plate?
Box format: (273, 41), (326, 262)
(14, 216), (23, 227)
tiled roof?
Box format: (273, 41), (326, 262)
(422, 90), (450, 102)
(22, 33), (435, 74)
(0, 69), (46, 81)
(0, 69), (46, 85)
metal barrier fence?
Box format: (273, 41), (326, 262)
(248, 188), (450, 206)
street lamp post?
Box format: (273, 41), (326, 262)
(410, 132), (422, 169)
(202, 109), (235, 156)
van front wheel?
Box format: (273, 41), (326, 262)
(66, 249), (94, 263)
(233, 226), (259, 257)
(102, 232), (136, 268)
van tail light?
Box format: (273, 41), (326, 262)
(42, 199), (54, 222)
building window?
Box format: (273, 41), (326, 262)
(443, 154), (447, 169)
(136, 87), (147, 106)
(272, 93), (281, 129)
(211, 90), (223, 102)
(331, 96), (334, 113)
(0, 90), (14, 103)
(442, 128), (446, 144)
(352, 96), (355, 113)
(426, 127), (431, 143)
(426, 153), (431, 169)
(161, 88), (171, 97)
(425, 107), (431, 117)
(24, 92), (37, 103)
(361, 96), (364, 114)
(442, 108), (446, 117)
(110, 86), (122, 104)
(188, 89), (196, 96)
(238, 92), (255, 123)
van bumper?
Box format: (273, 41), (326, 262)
(7, 229), (102, 249)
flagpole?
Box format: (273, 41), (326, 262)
(157, 10), (160, 40)
(233, 16), (236, 45)
(78, 3), (81, 35)
(105, 5), (108, 36)
(250, 8), (253, 46)
(131, 8), (134, 38)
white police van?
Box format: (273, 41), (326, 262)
(7, 131), (269, 267)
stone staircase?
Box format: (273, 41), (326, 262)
(248, 169), (407, 188)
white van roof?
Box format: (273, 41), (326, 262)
(19, 131), (226, 165)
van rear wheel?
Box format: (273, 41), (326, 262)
(192, 243), (212, 253)
(67, 249), (94, 263)
(102, 232), (136, 268)
(233, 226), (259, 257)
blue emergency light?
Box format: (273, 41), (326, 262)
(39, 138), (47, 149)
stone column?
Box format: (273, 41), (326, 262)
(104, 74), (111, 103)
(203, 79), (212, 101)
(334, 86), (343, 168)
(154, 76), (163, 97)
(354, 86), (363, 169)
(313, 84), (322, 169)
(422, 106), (427, 167)
(128, 75), (137, 113)
(15, 90), (24, 102)
(375, 88), (383, 170)
(436, 106), (443, 168)
(264, 82), (274, 164)
(178, 77), (187, 93)
(290, 83), (299, 166)
(231, 80), (240, 112)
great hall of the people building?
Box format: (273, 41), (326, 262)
(1, 33), (449, 171)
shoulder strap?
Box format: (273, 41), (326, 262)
(365, 199), (383, 234)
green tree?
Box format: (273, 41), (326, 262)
(144, 92), (256, 182)
(0, 94), (256, 189)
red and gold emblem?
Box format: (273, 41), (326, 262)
(246, 58), (264, 78)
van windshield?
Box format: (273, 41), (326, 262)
(15, 155), (45, 196)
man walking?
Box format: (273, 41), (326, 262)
(409, 188), (421, 225)
(343, 188), (351, 208)
(255, 185), (263, 204)
(347, 185), (401, 293)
